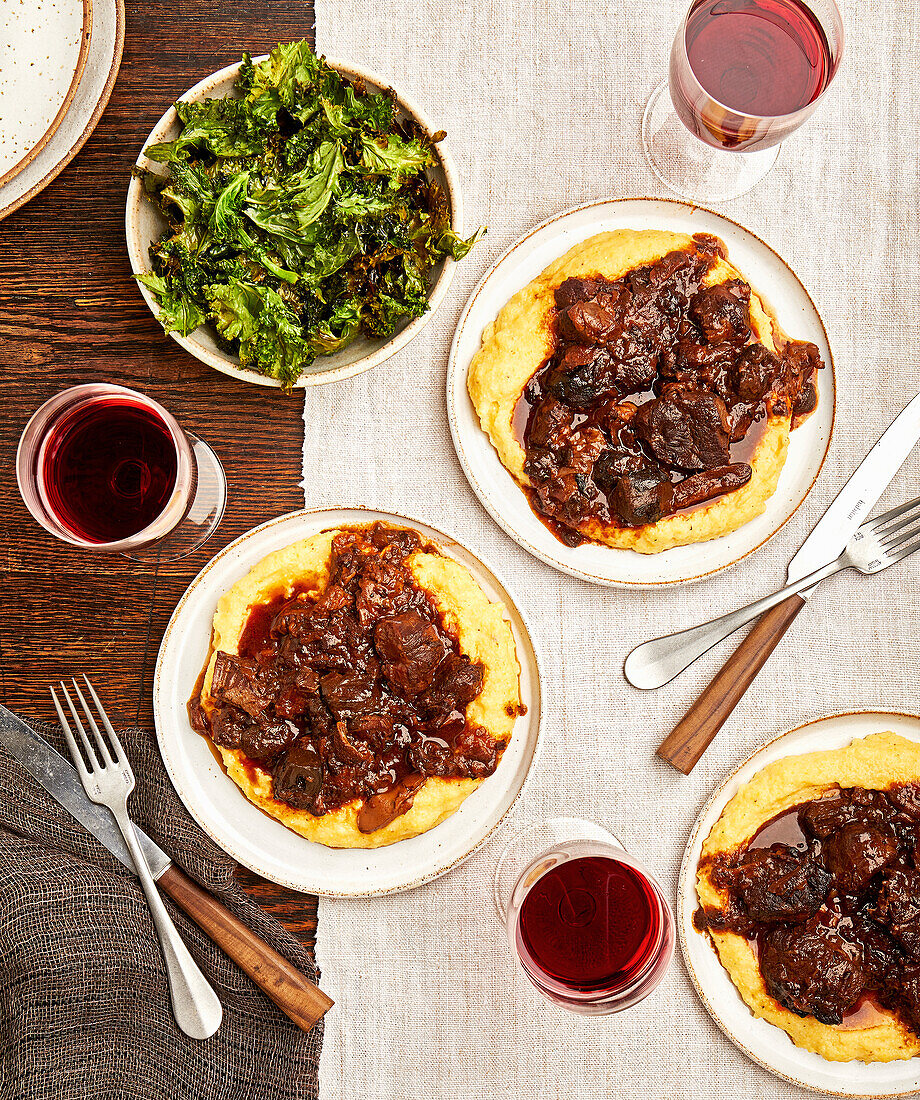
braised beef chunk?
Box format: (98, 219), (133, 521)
(268, 595), (314, 638)
(592, 446), (647, 493)
(187, 697), (209, 737)
(727, 846), (831, 923)
(545, 346), (618, 408)
(800, 787), (890, 838)
(782, 340), (822, 390)
(702, 780), (920, 1038)
(237, 717), (301, 762)
(670, 336), (735, 393)
(355, 558), (409, 626)
(822, 823), (899, 893)
(561, 295), (624, 343)
(732, 343), (782, 403)
(288, 610), (372, 673)
(527, 397), (574, 451)
(670, 464), (752, 511)
(320, 664), (381, 721)
(271, 739), (324, 810)
(890, 784), (920, 820)
(375, 610), (447, 698)
(632, 387), (731, 471)
(793, 380), (818, 422)
(609, 467), (669, 527)
(370, 524), (421, 555)
(209, 705), (255, 749)
(210, 652), (270, 718)
(419, 653), (484, 720)
(554, 277), (604, 310)
(760, 927), (866, 1025)
(564, 427), (608, 477)
(409, 726), (503, 779)
(332, 721), (374, 765)
(692, 232), (728, 259)
(874, 869), (920, 957)
(303, 693), (334, 739)
(188, 525), (497, 831)
(520, 241), (823, 543)
(689, 281), (751, 346)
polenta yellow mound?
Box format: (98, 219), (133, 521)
(468, 228), (822, 553)
(696, 732), (920, 1062)
(189, 523), (522, 849)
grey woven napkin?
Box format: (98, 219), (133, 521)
(0, 715), (322, 1100)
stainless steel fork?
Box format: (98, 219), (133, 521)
(51, 676), (223, 1039)
(625, 495), (920, 690)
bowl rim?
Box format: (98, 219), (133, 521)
(125, 52), (465, 389)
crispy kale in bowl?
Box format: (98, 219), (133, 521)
(135, 41), (482, 387)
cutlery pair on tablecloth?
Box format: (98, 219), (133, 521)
(627, 390), (920, 772)
(0, 695), (333, 1038)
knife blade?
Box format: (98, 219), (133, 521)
(0, 703), (172, 878)
(787, 389), (920, 592)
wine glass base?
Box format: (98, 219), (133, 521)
(492, 817), (623, 924)
(125, 434), (227, 563)
(642, 80), (779, 203)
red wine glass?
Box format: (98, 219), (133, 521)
(642, 0), (844, 202)
(493, 818), (674, 1014)
(16, 383), (227, 561)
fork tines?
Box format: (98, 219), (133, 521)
(50, 675), (128, 776)
(867, 494), (920, 538)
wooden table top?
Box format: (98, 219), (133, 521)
(0, 1), (319, 947)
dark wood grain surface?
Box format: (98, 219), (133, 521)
(0, 2), (318, 946)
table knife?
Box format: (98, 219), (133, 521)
(0, 704), (333, 1032)
(654, 389), (920, 774)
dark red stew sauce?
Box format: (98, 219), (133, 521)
(188, 523), (506, 833)
(695, 784), (920, 1035)
(517, 234), (823, 546)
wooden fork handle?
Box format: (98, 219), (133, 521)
(656, 594), (806, 775)
(157, 863), (333, 1032)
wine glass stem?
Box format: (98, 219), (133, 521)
(642, 80), (780, 203)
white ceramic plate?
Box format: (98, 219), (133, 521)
(153, 508), (543, 896)
(678, 710), (920, 1096)
(126, 57), (464, 388)
(0, 0), (122, 220)
(0, 0), (91, 186)
(447, 197), (836, 587)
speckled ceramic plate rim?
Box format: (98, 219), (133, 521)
(677, 709), (920, 1097)
(153, 506), (543, 897)
(0, 0), (122, 221)
(126, 56), (464, 389)
(0, 0), (93, 188)
(446, 196), (836, 588)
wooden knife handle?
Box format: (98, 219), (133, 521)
(656, 593), (806, 775)
(157, 863), (333, 1032)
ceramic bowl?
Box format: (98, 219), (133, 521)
(125, 56), (464, 388)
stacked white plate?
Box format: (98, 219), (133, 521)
(0, 0), (124, 220)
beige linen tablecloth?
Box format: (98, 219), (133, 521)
(305, 2), (920, 1095)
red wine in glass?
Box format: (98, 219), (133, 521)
(642, 0), (843, 200)
(17, 383), (227, 559)
(39, 397), (179, 543)
(494, 822), (674, 1014)
(517, 856), (665, 993)
(687, 0), (832, 118)
(675, 0), (834, 148)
